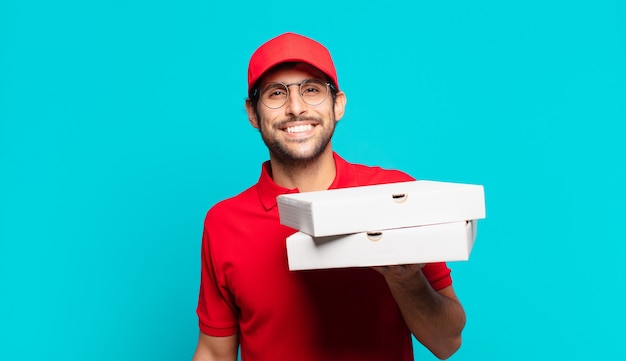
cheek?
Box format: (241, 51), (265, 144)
(257, 114), (275, 132)
(258, 108), (284, 128)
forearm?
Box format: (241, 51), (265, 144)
(384, 270), (466, 360)
(192, 333), (238, 361)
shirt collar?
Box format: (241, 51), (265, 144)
(256, 152), (359, 211)
(256, 160), (297, 211)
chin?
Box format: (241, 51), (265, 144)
(271, 144), (331, 164)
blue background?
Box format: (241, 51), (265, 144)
(1, 1), (624, 360)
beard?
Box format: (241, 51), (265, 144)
(258, 114), (336, 167)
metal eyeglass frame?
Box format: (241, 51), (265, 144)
(254, 79), (334, 109)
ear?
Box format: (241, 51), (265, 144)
(245, 99), (259, 129)
(333, 91), (347, 122)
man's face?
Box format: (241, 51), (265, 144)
(247, 63), (345, 165)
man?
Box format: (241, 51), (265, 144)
(193, 32), (466, 361)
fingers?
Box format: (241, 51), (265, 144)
(372, 263), (425, 277)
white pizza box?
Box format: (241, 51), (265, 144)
(277, 180), (485, 237)
(286, 220), (477, 271)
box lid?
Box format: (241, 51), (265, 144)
(278, 180), (485, 236)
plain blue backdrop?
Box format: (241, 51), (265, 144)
(1, 1), (625, 360)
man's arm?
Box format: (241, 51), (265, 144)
(192, 332), (238, 361)
(374, 264), (466, 360)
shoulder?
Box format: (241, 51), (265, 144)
(340, 157), (415, 186)
(205, 184), (258, 224)
(355, 164), (414, 185)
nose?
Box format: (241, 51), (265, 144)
(284, 85), (307, 116)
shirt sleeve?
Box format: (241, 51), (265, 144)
(196, 213), (239, 337)
(421, 262), (452, 291)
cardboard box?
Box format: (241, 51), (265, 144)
(278, 181), (485, 237)
(286, 220), (477, 271)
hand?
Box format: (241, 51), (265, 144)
(372, 263), (425, 284)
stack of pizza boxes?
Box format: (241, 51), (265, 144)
(277, 180), (486, 271)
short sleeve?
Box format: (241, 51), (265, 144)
(421, 262), (452, 291)
(196, 214), (239, 336)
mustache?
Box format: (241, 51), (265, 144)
(275, 116), (322, 128)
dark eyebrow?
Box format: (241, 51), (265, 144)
(261, 78), (324, 91)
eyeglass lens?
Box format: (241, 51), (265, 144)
(260, 79), (329, 109)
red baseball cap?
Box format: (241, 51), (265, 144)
(247, 32), (339, 95)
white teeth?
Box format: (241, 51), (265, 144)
(286, 124), (313, 133)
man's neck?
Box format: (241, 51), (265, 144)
(269, 148), (336, 193)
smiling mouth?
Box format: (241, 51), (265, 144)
(285, 124), (314, 134)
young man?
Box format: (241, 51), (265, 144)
(193, 33), (466, 361)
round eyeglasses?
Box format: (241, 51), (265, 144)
(259, 79), (331, 109)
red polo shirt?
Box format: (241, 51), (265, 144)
(197, 153), (452, 361)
